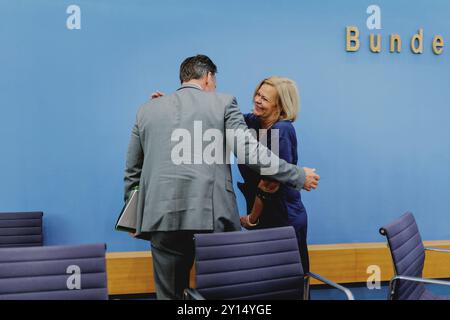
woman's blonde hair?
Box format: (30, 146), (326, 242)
(253, 76), (300, 121)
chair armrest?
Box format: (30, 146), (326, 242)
(306, 272), (355, 300)
(183, 288), (206, 300)
(424, 247), (450, 254)
(391, 275), (450, 287)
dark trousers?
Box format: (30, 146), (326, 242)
(150, 231), (196, 300)
(295, 226), (310, 299)
(295, 226), (310, 274)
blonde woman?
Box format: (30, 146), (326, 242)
(238, 76), (310, 273)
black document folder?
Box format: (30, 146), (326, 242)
(115, 189), (138, 233)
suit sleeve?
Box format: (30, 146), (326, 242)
(224, 97), (306, 190)
(124, 117), (144, 201)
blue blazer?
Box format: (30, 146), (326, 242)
(238, 113), (307, 231)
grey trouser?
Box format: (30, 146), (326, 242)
(150, 231), (196, 300)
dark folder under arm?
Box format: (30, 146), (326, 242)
(115, 189), (138, 233)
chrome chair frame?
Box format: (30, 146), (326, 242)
(380, 227), (450, 300)
(185, 271), (355, 300)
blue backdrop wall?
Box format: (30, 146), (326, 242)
(1, 0), (449, 251)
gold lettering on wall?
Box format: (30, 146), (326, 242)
(390, 34), (402, 53)
(346, 26), (360, 52)
(346, 26), (444, 56)
(370, 34), (381, 53)
(411, 29), (424, 54)
(432, 35), (444, 55)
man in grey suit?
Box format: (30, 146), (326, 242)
(124, 55), (320, 299)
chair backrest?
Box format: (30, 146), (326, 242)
(194, 226), (304, 300)
(0, 212), (43, 248)
(0, 243), (108, 300)
(379, 212), (426, 300)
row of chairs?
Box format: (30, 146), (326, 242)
(0, 212), (108, 300)
(184, 212), (450, 300)
(1, 211), (449, 300)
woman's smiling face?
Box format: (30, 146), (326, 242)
(253, 83), (279, 120)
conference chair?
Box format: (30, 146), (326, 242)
(184, 226), (354, 300)
(380, 212), (450, 300)
(0, 211), (43, 248)
(0, 243), (108, 300)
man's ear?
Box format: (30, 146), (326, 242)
(202, 74), (210, 90)
(206, 72), (216, 91)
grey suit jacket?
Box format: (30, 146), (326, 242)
(124, 84), (306, 235)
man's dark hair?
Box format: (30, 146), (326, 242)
(179, 55), (217, 84)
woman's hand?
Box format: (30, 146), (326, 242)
(240, 214), (259, 229)
(240, 216), (250, 229)
(258, 180), (280, 193)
